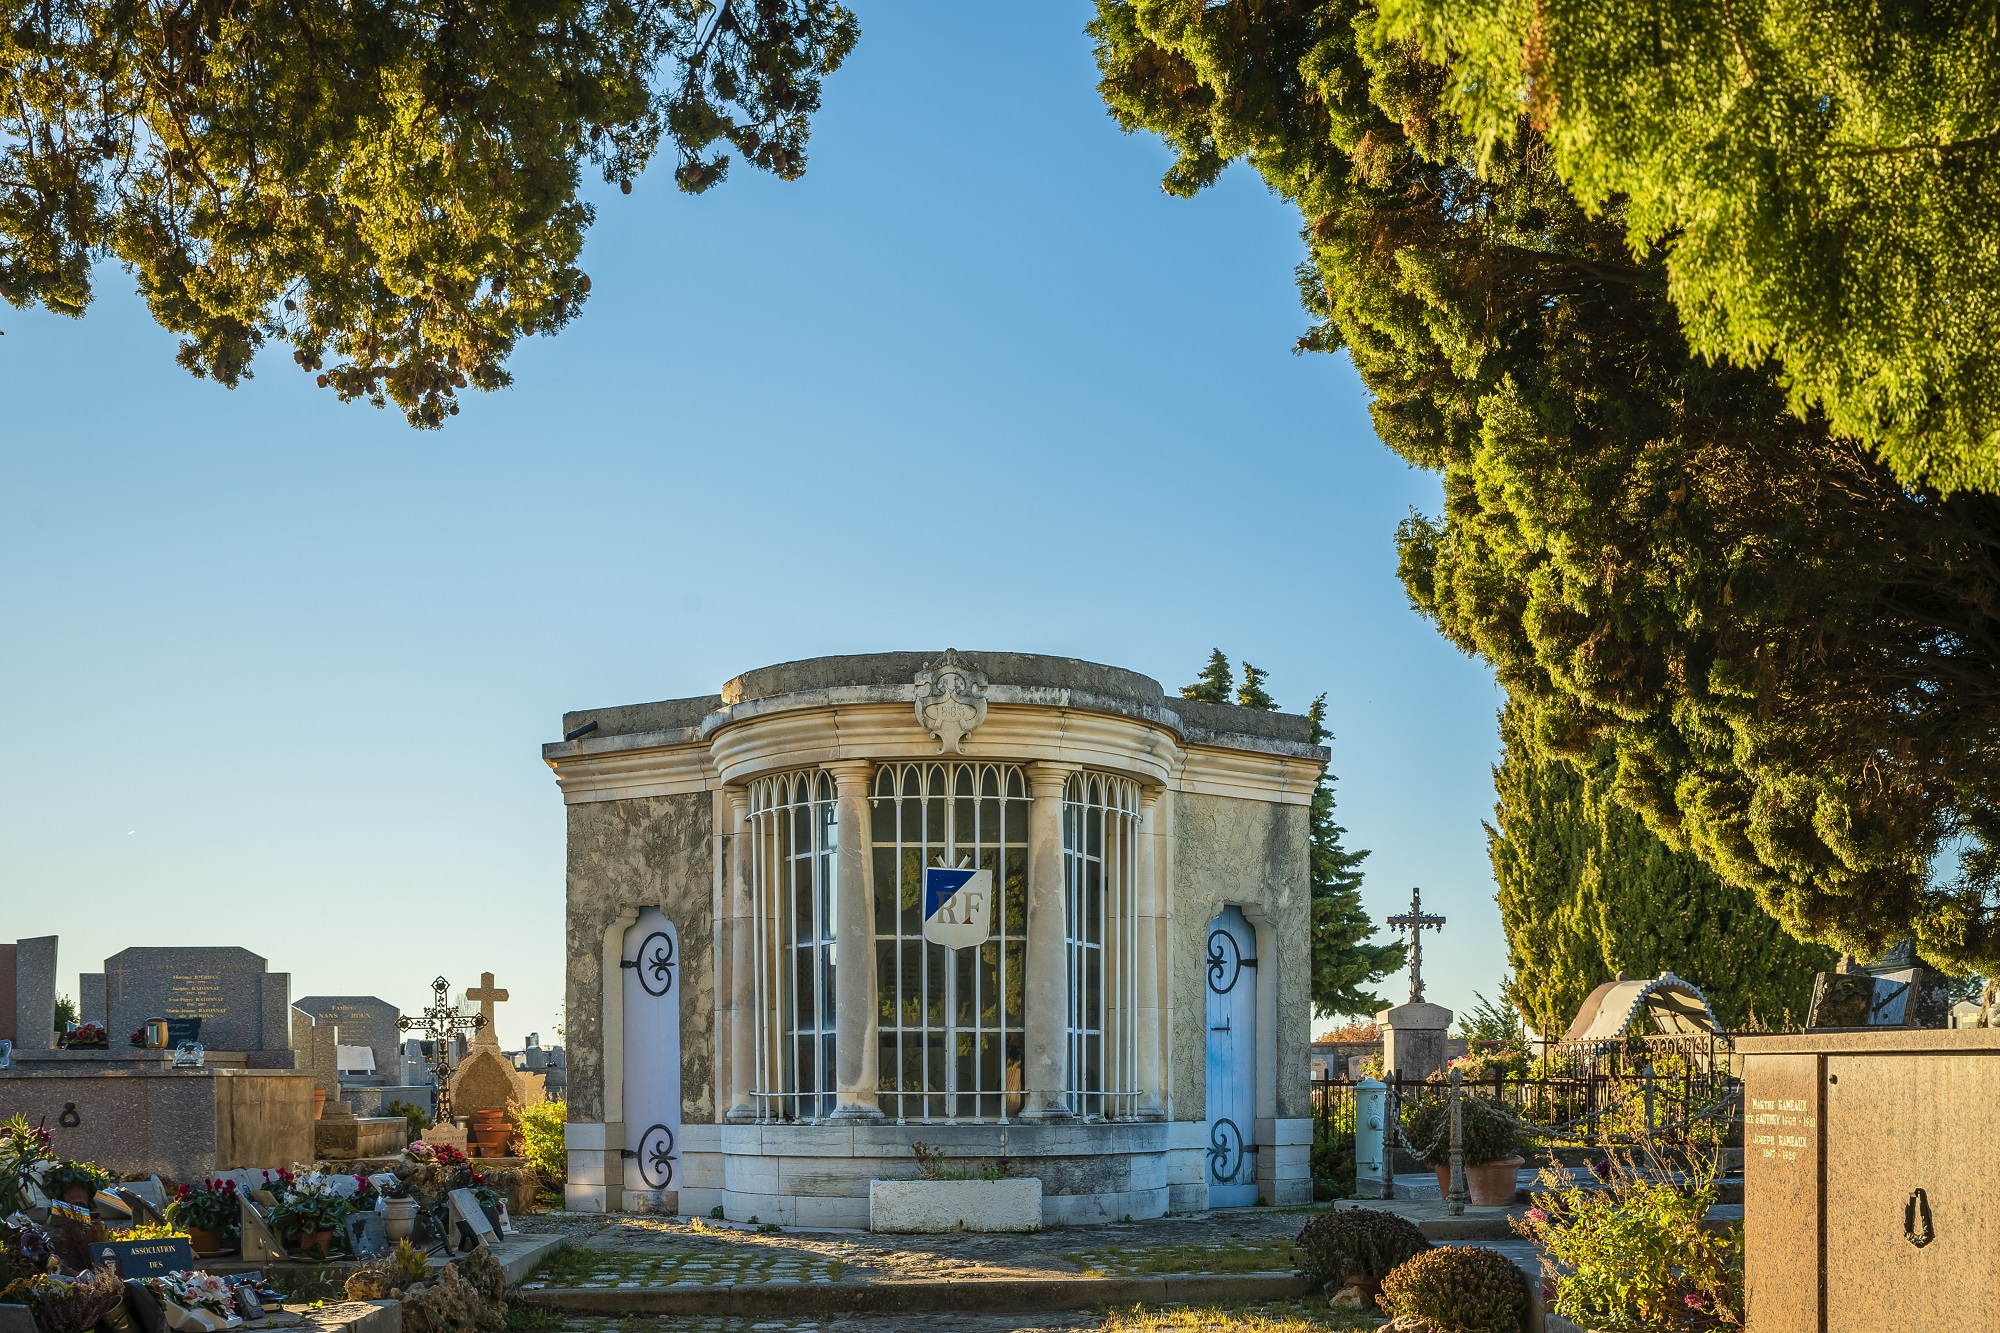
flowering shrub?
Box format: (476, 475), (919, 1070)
(517, 1099), (567, 1183)
(166, 1179), (240, 1233)
(14, 1264), (124, 1333)
(0, 1117), (57, 1216)
(1514, 1156), (1742, 1328)
(1378, 1246), (1529, 1333)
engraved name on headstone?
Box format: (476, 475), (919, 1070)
(101, 948), (290, 1052)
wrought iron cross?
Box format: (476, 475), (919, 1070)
(1387, 887), (1447, 1005)
(397, 976), (485, 1124)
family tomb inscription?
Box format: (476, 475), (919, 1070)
(89, 947), (291, 1054)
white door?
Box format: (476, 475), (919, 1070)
(1204, 905), (1259, 1207)
(620, 909), (680, 1203)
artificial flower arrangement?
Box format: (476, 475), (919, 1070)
(401, 1141), (437, 1163)
(147, 1270), (243, 1331)
(0, 1219), (56, 1286)
(165, 1179), (240, 1236)
(57, 1024), (109, 1050)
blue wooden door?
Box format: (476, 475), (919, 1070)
(1204, 905), (1258, 1207)
(620, 909), (680, 1205)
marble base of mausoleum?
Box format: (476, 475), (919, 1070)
(564, 1118), (1311, 1226)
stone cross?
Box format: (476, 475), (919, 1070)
(397, 977), (485, 1123)
(464, 973), (507, 1048)
(1387, 887), (1447, 1005)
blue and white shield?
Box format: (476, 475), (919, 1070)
(922, 862), (993, 950)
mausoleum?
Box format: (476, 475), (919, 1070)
(546, 651), (1322, 1225)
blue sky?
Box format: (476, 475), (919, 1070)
(0, 4), (1506, 1048)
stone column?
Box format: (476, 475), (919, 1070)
(826, 761), (882, 1120)
(1021, 762), (1076, 1120)
(1134, 789), (1166, 1118)
(725, 790), (758, 1122)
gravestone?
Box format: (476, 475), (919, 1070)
(344, 1212), (388, 1258)
(445, 1189), (497, 1249)
(0, 937), (57, 1052)
(239, 1197), (285, 1263)
(449, 973), (545, 1129)
(293, 997), (402, 1079)
(87, 948), (291, 1057)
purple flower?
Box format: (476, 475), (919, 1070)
(1685, 1293), (1705, 1309)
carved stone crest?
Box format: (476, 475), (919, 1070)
(914, 649), (989, 754)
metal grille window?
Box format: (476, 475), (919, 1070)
(747, 769), (838, 1121)
(870, 762), (1028, 1122)
(1064, 771), (1142, 1121)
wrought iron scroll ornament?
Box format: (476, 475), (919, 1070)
(1206, 1117), (1245, 1184)
(621, 931), (676, 997)
(914, 649), (989, 754)
(1906, 1187), (1935, 1248)
(1206, 928), (1253, 994)
(621, 1123), (677, 1190)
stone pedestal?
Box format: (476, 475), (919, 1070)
(315, 1116), (409, 1160)
(1376, 1000), (1454, 1081)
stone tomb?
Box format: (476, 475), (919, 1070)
(289, 1007), (407, 1160)
(292, 995), (432, 1119)
(80, 947), (293, 1063)
(1740, 1027), (2000, 1330)
(447, 974), (546, 1148)
(545, 650), (1322, 1223)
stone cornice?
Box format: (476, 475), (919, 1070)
(544, 687), (1329, 806)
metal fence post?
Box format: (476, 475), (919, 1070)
(1354, 1077), (1388, 1199)
(1447, 1066), (1468, 1217)
(1642, 1060), (1656, 1146)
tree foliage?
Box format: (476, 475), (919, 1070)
(1490, 703), (1837, 1036)
(1093, 0), (2000, 973)
(0, 0), (856, 425)
(1378, 0), (2000, 494)
(1180, 647), (1234, 703)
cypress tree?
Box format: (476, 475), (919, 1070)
(1491, 703), (1839, 1035)
(1236, 664), (1277, 711)
(1181, 650), (1234, 704)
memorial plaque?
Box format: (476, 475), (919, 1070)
(445, 1189), (497, 1250)
(239, 1197), (286, 1263)
(89, 1237), (197, 1280)
(1743, 1051), (1821, 1333)
(293, 996), (403, 1078)
(101, 947), (290, 1052)
(344, 1211), (389, 1258)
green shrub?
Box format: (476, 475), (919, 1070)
(1294, 1208), (1431, 1286)
(1378, 1246), (1529, 1333)
(1310, 1138), (1356, 1199)
(384, 1099), (432, 1143)
(1400, 1093), (1523, 1167)
(1514, 1157), (1741, 1328)
(517, 1099), (567, 1182)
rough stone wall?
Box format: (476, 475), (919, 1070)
(564, 793), (715, 1126)
(1168, 790), (1311, 1122)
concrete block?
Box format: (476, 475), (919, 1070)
(778, 1159), (872, 1198)
(1257, 1117), (1313, 1147)
(677, 1123), (722, 1152)
(869, 1178), (1041, 1232)
(758, 1122), (856, 1155)
(677, 1149), (725, 1190)
(563, 1122), (607, 1151)
(563, 1182), (607, 1213)
(1042, 1186), (1167, 1227)
(791, 1193), (868, 1229)
(1167, 1182), (1207, 1212)
(677, 1186), (723, 1218)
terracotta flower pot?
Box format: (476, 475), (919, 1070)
(299, 1228), (335, 1258)
(60, 1184), (94, 1205)
(1338, 1275), (1382, 1308)
(188, 1226), (225, 1257)
(1432, 1155), (1525, 1207)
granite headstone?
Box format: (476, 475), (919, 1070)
(99, 947), (290, 1054)
(293, 996), (402, 1078)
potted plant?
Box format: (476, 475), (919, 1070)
(165, 1179), (240, 1256)
(1294, 1207), (1433, 1308)
(0, 1117), (57, 1217)
(41, 1162), (109, 1208)
(1401, 1093), (1527, 1207)
(270, 1174), (350, 1259)
(14, 1265), (125, 1333)
(377, 1176), (419, 1242)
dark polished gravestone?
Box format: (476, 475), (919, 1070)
(292, 996), (401, 1077)
(78, 947), (292, 1059)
